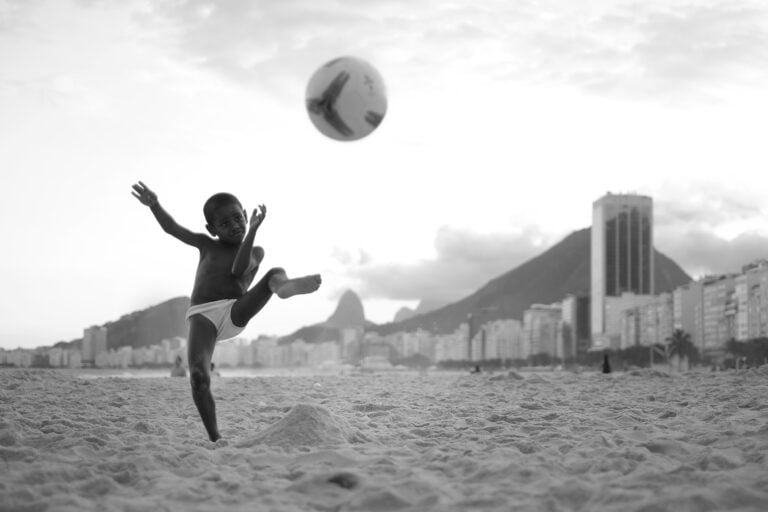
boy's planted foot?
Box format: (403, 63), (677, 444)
(275, 274), (322, 299)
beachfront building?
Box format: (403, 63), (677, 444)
(319, 340), (343, 365)
(469, 327), (486, 361)
(619, 292), (673, 348)
(131, 345), (165, 366)
(253, 336), (282, 366)
(0, 348), (34, 367)
(95, 346), (132, 368)
(603, 293), (654, 349)
(488, 319), (523, 362)
(523, 304), (562, 359)
(648, 292), (674, 346)
(434, 324), (469, 363)
(79, 339), (190, 369)
(82, 325), (108, 365)
(287, 339), (311, 366)
(559, 295), (590, 360)
(211, 337), (254, 367)
(620, 308), (641, 350)
(388, 329), (435, 361)
(468, 319), (523, 362)
(67, 349), (82, 368)
(160, 337), (186, 364)
(361, 332), (392, 361)
(734, 260), (768, 341)
(591, 193), (654, 349)
(340, 327), (363, 360)
(276, 338), (346, 367)
(673, 280), (705, 351)
(702, 274), (738, 353)
(47, 347), (71, 368)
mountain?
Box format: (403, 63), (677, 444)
(371, 227), (691, 336)
(104, 297), (190, 349)
(325, 290), (366, 329)
(393, 307), (415, 323)
(52, 297), (190, 351)
(394, 299), (449, 323)
(279, 289), (368, 344)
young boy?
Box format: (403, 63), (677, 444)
(131, 181), (321, 441)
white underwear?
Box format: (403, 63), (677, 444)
(186, 299), (244, 342)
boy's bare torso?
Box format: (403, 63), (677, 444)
(191, 242), (261, 305)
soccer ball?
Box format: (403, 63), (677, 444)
(305, 56), (387, 141)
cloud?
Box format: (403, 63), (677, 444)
(340, 225), (562, 302)
(0, 0), (35, 33)
(129, 0), (421, 101)
(94, 0), (767, 107)
(651, 181), (768, 277)
(505, 0), (768, 102)
(602, 1), (768, 100)
(654, 182), (765, 229)
(133, 0), (768, 105)
(656, 229), (768, 278)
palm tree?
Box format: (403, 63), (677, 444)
(666, 329), (699, 368)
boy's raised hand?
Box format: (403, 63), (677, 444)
(131, 181), (158, 207)
(250, 204), (266, 230)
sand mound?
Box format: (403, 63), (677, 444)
(627, 368), (672, 378)
(236, 403), (354, 449)
(489, 370), (525, 381)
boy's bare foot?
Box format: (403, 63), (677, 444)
(275, 274), (322, 299)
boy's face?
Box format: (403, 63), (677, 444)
(206, 202), (247, 244)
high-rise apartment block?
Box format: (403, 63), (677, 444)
(82, 325), (107, 363)
(734, 260), (768, 341)
(591, 193), (654, 347)
(559, 294), (590, 359)
(522, 304), (562, 358)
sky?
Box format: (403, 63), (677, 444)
(2, 0), (768, 350)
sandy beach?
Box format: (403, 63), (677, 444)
(2, 367), (768, 512)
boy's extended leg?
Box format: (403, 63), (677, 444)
(271, 271), (322, 299)
(187, 315), (220, 442)
(230, 267), (322, 327)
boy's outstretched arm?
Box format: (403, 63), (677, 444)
(232, 204), (266, 276)
(131, 181), (208, 248)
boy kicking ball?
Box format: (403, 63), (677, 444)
(132, 181), (321, 441)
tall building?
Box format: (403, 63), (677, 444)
(735, 260), (768, 341)
(560, 294), (590, 359)
(523, 303), (562, 358)
(591, 193), (654, 347)
(620, 292), (673, 348)
(82, 325), (107, 364)
(673, 280), (705, 351)
(702, 274), (737, 352)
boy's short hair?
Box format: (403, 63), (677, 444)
(203, 193), (242, 224)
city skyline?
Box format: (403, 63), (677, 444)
(2, 0), (768, 349)
(5, 208), (763, 353)
(6, 256), (768, 369)
(0, 189), (766, 351)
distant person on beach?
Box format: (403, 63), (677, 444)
(602, 353), (612, 374)
(132, 181), (322, 441)
(170, 355), (186, 378)
(210, 362), (220, 378)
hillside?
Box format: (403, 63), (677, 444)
(53, 297), (190, 350)
(104, 296), (189, 349)
(393, 299), (448, 323)
(279, 290), (370, 345)
(370, 227), (691, 335)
